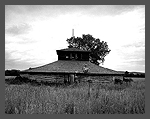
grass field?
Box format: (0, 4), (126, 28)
(5, 77), (145, 114)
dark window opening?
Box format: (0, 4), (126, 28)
(70, 53), (78, 60)
(81, 54), (82, 60)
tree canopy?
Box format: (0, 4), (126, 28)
(66, 34), (111, 65)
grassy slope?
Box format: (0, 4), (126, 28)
(5, 78), (145, 114)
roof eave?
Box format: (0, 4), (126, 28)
(20, 71), (124, 76)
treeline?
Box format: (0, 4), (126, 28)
(124, 71), (145, 78)
(5, 70), (20, 76)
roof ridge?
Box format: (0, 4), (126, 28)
(58, 47), (90, 52)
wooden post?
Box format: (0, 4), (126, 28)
(73, 103), (75, 114)
(69, 74), (75, 84)
(64, 74), (65, 84)
(87, 78), (92, 114)
(68, 74), (70, 84)
(64, 74), (67, 85)
(88, 79), (91, 98)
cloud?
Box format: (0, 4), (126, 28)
(5, 23), (32, 36)
(122, 42), (145, 48)
(5, 5), (144, 24)
(5, 55), (39, 70)
(80, 5), (144, 17)
(103, 40), (145, 72)
(5, 5), (145, 72)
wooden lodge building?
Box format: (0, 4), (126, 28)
(20, 47), (124, 84)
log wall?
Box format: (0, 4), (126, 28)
(20, 73), (123, 84)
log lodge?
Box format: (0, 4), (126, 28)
(20, 47), (124, 84)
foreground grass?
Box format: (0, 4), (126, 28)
(5, 79), (145, 114)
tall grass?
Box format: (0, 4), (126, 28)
(5, 79), (145, 114)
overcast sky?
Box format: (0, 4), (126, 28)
(5, 5), (145, 72)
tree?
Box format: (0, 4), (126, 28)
(5, 69), (20, 76)
(66, 34), (111, 65)
(125, 71), (129, 76)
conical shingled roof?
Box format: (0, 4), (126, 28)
(22, 60), (123, 75)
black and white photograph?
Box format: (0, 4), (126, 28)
(5, 5), (145, 114)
